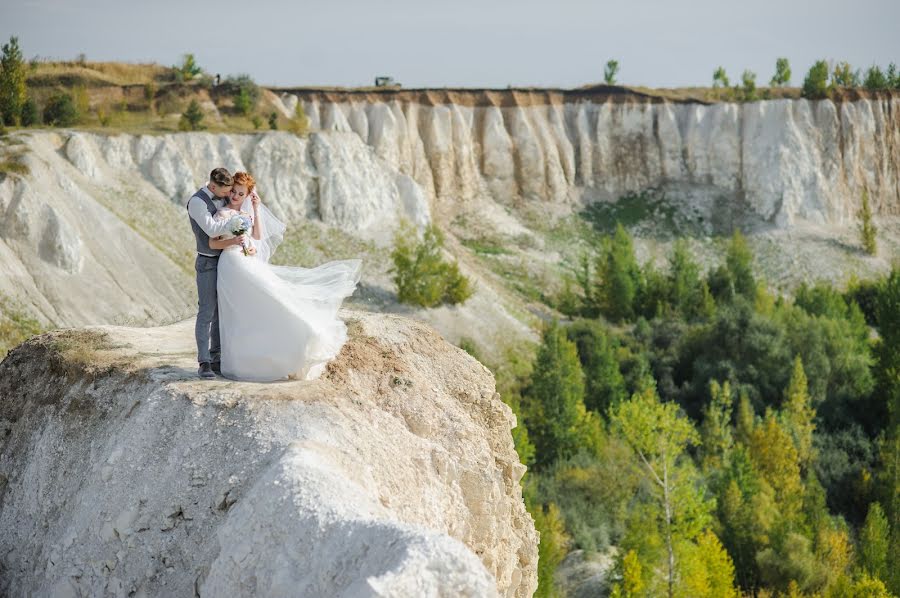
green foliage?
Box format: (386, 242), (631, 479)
(178, 99), (205, 131)
(864, 66), (888, 91)
(708, 230), (756, 303)
(251, 114), (262, 130)
(859, 502), (889, 582)
(224, 74), (260, 115)
(675, 530), (740, 598)
(771, 58), (791, 86)
(389, 222), (474, 307)
(529, 500), (570, 598)
(526, 322), (587, 467)
(42, 93), (78, 126)
(565, 319), (627, 415)
(288, 101), (310, 136)
(595, 223), (642, 322)
(0, 293), (43, 354)
(781, 356), (816, 471)
(713, 66), (730, 88)
(741, 70), (758, 101)
(268, 111), (278, 130)
(858, 188), (878, 255)
(19, 97), (37, 126)
(0, 36), (27, 126)
(604, 59), (620, 85)
(176, 53), (203, 80)
(756, 532), (828, 594)
(832, 62), (860, 87)
(825, 573), (893, 598)
(701, 380), (735, 472)
(803, 60), (830, 99)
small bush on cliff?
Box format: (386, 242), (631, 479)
(864, 66), (888, 91)
(832, 61), (860, 87)
(288, 102), (309, 137)
(770, 57), (791, 86)
(223, 74), (260, 115)
(20, 97), (38, 126)
(858, 188), (877, 255)
(604, 60), (619, 85)
(174, 53), (203, 81)
(802, 60), (830, 99)
(741, 70), (758, 101)
(42, 93), (78, 126)
(178, 99), (205, 131)
(390, 221), (474, 307)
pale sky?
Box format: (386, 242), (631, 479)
(2, 0), (898, 89)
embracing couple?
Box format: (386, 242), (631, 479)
(187, 167), (362, 382)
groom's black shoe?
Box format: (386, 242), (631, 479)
(211, 361), (222, 375)
(198, 362), (215, 379)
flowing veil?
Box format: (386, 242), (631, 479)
(239, 195), (285, 264)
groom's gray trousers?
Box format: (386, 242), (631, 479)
(195, 254), (220, 364)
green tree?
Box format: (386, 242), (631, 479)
(701, 380), (735, 472)
(611, 384), (707, 598)
(771, 57), (792, 86)
(864, 66), (888, 90)
(713, 66), (730, 88)
(596, 223), (642, 322)
(803, 60), (830, 99)
(225, 74), (260, 115)
(781, 356), (816, 472)
(708, 230), (756, 303)
(832, 62), (860, 87)
(741, 70), (758, 101)
(859, 502), (889, 582)
(268, 111), (278, 130)
(176, 53), (202, 80)
(42, 93), (78, 126)
(528, 321), (587, 467)
(675, 530), (739, 598)
(0, 36), (27, 125)
(605, 59), (620, 85)
(389, 222), (474, 307)
(749, 411), (804, 522)
(668, 239), (714, 320)
(858, 188), (878, 255)
(565, 319), (627, 415)
(178, 99), (205, 131)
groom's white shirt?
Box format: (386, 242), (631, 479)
(187, 184), (231, 256)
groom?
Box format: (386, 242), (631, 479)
(186, 167), (248, 379)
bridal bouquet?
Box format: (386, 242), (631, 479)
(228, 213), (253, 256)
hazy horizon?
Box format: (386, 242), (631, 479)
(3, 0), (899, 89)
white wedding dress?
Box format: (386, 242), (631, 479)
(214, 200), (361, 382)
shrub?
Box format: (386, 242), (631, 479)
(20, 97), (38, 126)
(604, 59), (619, 85)
(178, 99), (205, 131)
(802, 60), (829, 99)
(268, 111), (278, 130)
(832, 61), (860, 87)
(741, 70), (758, 101)
(864, 65), (888, 90)
(712, 66), (730, 88)
(770, 57), (791, 86)
(288, 102), (309, 136)
(251, 114), (262, 130)
(223, 74), (260, 115)
(176, 53), (202, 81)
(43, 93), (78, 126)
(390, 222), (474, 307)
(858, 188), (877, 255)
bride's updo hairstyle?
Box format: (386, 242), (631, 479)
(232, 171), (256, 194)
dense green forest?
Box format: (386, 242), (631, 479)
(487, 226), (898, 597)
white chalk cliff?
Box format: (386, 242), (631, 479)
(0, 309), (537, 597)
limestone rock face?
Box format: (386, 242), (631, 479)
(297, 93), (900, 226)
(0, 309), (538, 597)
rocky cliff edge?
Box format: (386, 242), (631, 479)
(0, 309), (537, 597)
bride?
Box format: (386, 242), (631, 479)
(209, 171), (361, 382)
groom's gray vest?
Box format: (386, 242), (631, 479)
(187, 188), (221, 257)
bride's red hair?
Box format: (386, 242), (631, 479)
(232, 171), (256, 193)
